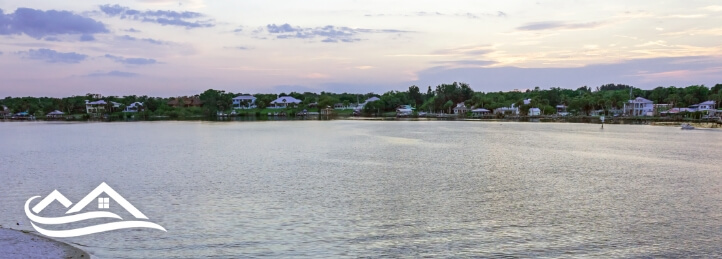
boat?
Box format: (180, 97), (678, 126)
(680, 123), (695, 130)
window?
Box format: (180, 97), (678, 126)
(98, 197), (110, 209)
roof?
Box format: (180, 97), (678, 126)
(556, 104), (567, 108)
(233, 95), (256, 100)
(271, 96), (302, 104)
(128, 102), (143, 107)
(697, 100), (716, 105)
(47, 110), (64, 115)
(471, 108), (490, 112)
(529, 108), (541, 111)
(86, 100), (107, 105)
(629, 97), (653, 103)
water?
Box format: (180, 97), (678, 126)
(0, 121), (720, 258)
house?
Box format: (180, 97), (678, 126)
(270, 96), (302, 108)
(623, 97), (653, 116)
(124, 102), (144, 112)
(494, 104), (519, 115)
(85, 100), (119, 114)
(320, 106), (334, 115)
(528, 107), (541, 116)
(232, 95), (257, 109)
(168, 96), (203, 108)
(453, 103), (470, 115)
(556, 105), (569, 116)
(46, 110), (65, 118)
(471, 108), (490, 117)
(523, 99), (532, 105)
(688, 100), (716, 112)
(1, 105), (10, 119)
(396, 105), (414, 117)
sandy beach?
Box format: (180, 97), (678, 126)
(0, 228), (89, 258)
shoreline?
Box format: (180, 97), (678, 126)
(0, 227), (89, 258)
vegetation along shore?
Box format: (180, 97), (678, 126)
(2, 83), (721, 124)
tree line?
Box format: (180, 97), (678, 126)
(2, 83), (721, 117)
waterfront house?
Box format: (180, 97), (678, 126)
(1, 105), (9, 119)
(85, 100), (119, 114)
(471, 108), (490, 117)
(46, 110), (65, 118)
(688, 100), (716, 112)
(320, 106), (333, 115)
(270, 96), (302, 108)
(453, 103), (470, 115)
(396, 105), (414, 116)
(232, 95), (257, 109)
(529, 107), (541, 116)
(556, 105), (569, 116)
(494, 104), (519, 115)
(624, 97), (654, 116)
(124, 102), (144, 112)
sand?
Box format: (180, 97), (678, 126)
(0, 228), (89, 258)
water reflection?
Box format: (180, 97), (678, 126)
(0, 121), (720, 258)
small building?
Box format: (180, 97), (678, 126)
(1, 105), (10, 119)
(528, 107), (541, 116)
(232, 95), (257, 109)
(320, 106), (334, 115)
(471, 108), (490, 117)
(689, 100), (716, 112)
(556, 105), (569, 116)
(46, 110), (65, 118)
(396, 105), (414, 117)
(124, 102), (144, 112)
(270, 96), (302, 108)
(523, 99), (532, 105)
(494, 104), (519, 115)
(453, 103), (470, 115)
(624, 97), (653, 116)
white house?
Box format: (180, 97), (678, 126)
(453, 102), (470, 115)
(471, 108), (490, 117)
(270, 96), (302, 108)
(124, 102), (144, 112)
(556, 105), (569, 116)
(396, 104), (414, 116)
(523, 99), (532, 105)
(624, 97), (654, 116)
(232, 95), (257, 109)
(494, 104), (519, 115)
(528, 107), (541, 116)
(688, 100), (716, 112)
(86, 100), (121, 114)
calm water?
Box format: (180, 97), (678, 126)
(0, 121), (720, 258)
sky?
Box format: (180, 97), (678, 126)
(1, 0), (721, 97)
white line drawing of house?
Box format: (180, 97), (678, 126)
(65, 182), (148, 219)
(32, 190), (73, 213)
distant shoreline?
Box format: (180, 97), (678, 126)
(0, 227), (89, 258)
(2, 115), (721, 128)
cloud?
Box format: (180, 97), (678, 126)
(263, 23), (408, 43)
(433, 60), (497, 67)
(98, 4), (213, 28)
(18, 48), (87, 63)
(104, 54), (157, 65)
(703, 5), (722, 12)
(80, 34), (95, 41)
(86, 70), (138, 77)
(365, 11), (507, 19)
(125, 28), (140, 32)
(116, 34), (165, 45)
(0, 8), (108, 39)
(517, 21), (607, 31)
(413, 56), (722, 92)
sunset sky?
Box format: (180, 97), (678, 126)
(1, 0), (721, 97)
